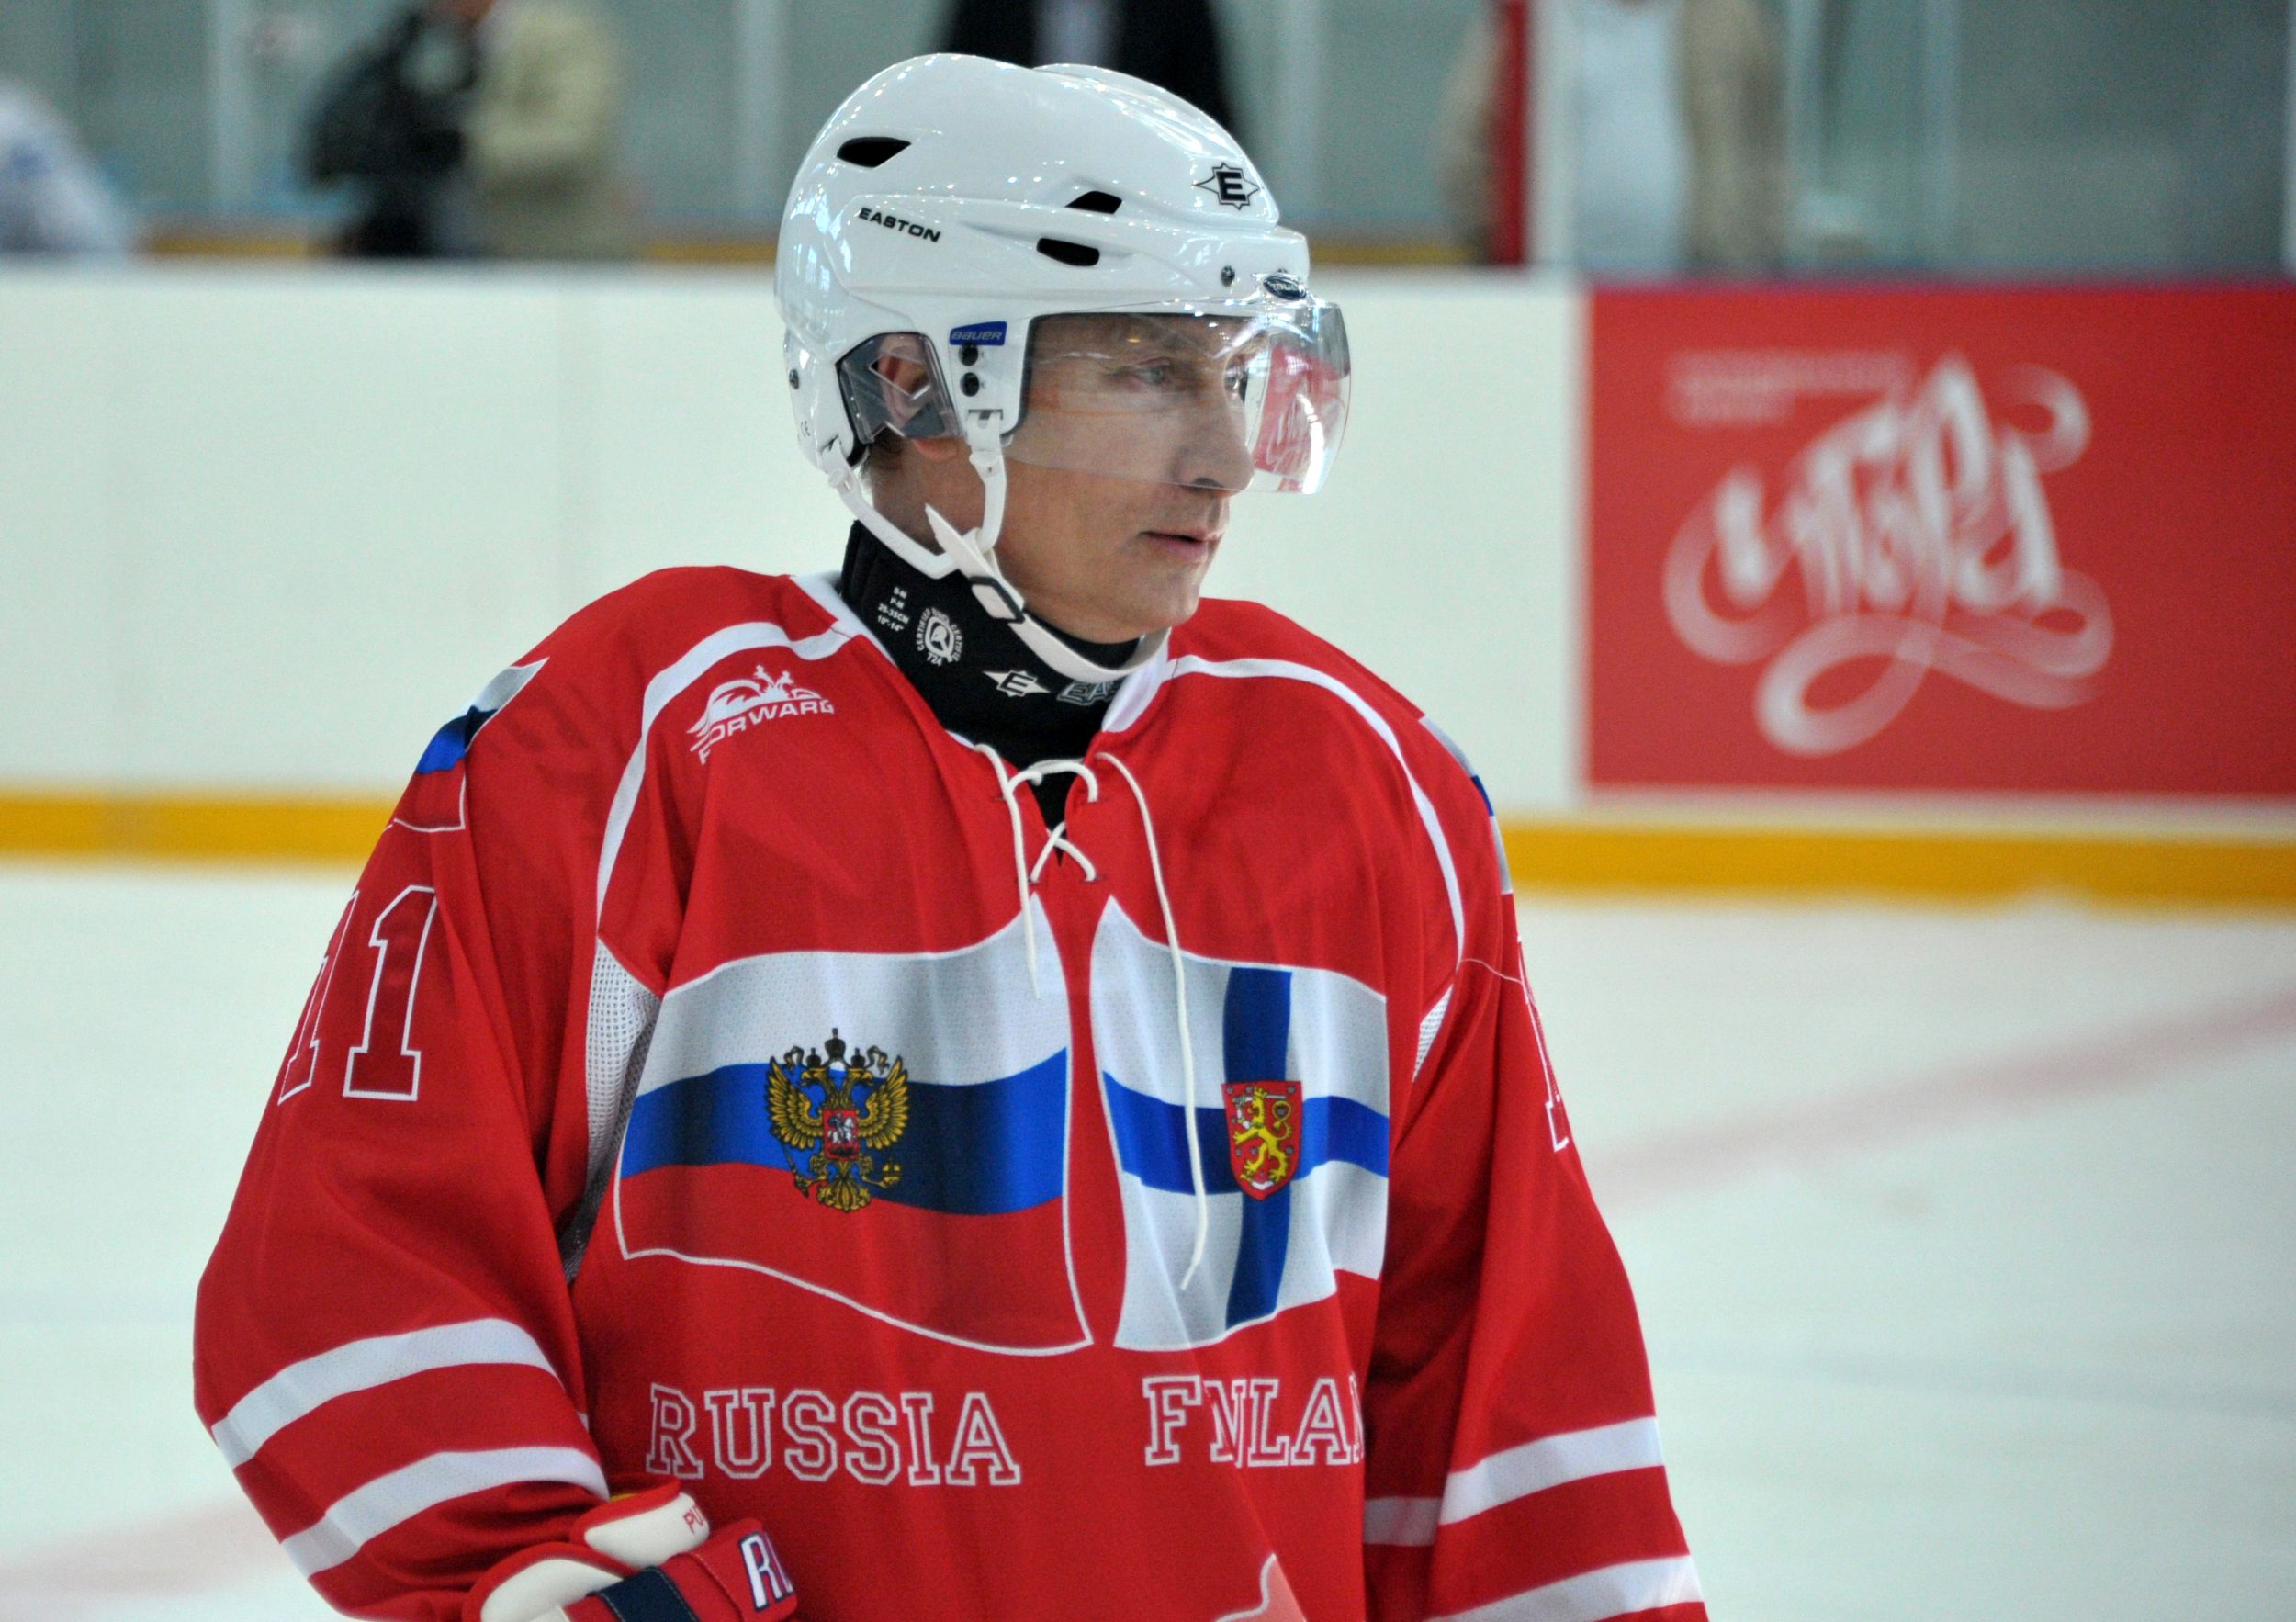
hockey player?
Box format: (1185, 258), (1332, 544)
(195, 54), (1705, 1622)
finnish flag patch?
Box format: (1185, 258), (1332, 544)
(1090, 905), (1390, 1351)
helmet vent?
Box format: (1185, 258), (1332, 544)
(1067, 190), (1123, 214)
(1035, 237), (1102, 268)
(836, 137), (910, 168)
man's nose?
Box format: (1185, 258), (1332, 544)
(1172, 394), (1255, 493)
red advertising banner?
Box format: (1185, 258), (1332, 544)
(1586, 286), (2296, 795)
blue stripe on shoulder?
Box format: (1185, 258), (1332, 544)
(415, 706), (489, 774)
(414, 660), (546, 774)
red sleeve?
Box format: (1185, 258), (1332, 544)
(1360, 733), (1705, 1622)
(193, 641), (633, 1620)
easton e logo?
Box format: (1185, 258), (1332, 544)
(858, 206), (941, 242)
(1195, 163), (1262, 210)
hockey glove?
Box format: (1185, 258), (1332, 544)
(465, 1481), (800, 1622)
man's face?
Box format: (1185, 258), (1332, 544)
(994, 315), (1259, 644)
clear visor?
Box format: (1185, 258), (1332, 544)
(1006, 305), (1350, 495)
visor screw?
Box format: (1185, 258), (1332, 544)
(959, 343), (980, 366)
(786, 369), (800, 389)
(1220, 265), (1236, 287)
(960, 372), (982, 397)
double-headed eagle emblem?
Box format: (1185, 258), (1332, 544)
(766, 1031), (909, 1212)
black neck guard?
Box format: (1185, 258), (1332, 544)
(837, 524), (1139, 824)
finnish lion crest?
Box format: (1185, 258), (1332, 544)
(766, 1031), (909, 1211)
(1223, 1079), (1301, 1200)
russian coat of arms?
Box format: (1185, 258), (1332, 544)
(766, 1031), (909, 1212)
(1222, 1079), (1301, 1200)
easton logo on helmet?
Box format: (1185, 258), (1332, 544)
(1195, 163), (1262, 210)
(858, 206), (942, 242)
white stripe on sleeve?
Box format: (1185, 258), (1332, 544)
(1429, 1556), (1703, 1622)
(279, 1446), (609, 1576)
(211, 1319), (559, 1468)
(1362, 1418), (1665, 1546)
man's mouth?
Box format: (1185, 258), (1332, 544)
(1142, 527), (1218, 549)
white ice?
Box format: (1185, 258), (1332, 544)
(0, 863), (2290, 1619)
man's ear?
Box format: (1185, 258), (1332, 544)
(872, 334), (966, 463)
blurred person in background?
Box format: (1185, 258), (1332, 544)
(0, 76), (134, 256)
(452, 0), (635, 261)
(944, 0), (1239, 138)
(1437, 0), (1786, 272)
(309, 0), (630, 262)
(304, 6), (475, 257)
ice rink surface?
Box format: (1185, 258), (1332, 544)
(1, 862), (2290, 1620)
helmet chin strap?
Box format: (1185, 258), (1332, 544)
(835, 468), (956, 580)
(848, 444), (1168, 687)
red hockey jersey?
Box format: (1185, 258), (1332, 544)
(194, 567), (1705, 1622)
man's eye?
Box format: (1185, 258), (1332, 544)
(1118, 360), (1178, 387)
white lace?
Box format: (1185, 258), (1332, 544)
(1101, 753), (1210, 1290)
(974, 744), (1212, 1293)
(974, 746), (1102, 998)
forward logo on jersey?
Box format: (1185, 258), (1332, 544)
(767, 1032), (909, 1211)
(1092, 906), (1390, 1351)
(688, 665), (834, 760)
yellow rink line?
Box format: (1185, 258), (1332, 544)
(1498, 821), (2296, 907)
(1, 792), (2291, 907)
(0, 793), (397, 865)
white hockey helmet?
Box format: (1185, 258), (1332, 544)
(777, 52), (1350, 681)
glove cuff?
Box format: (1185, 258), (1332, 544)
(466, 1541), (631, 1622)
(465, 1482), (715, 1622)
(563, 1521), (798, 1622)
